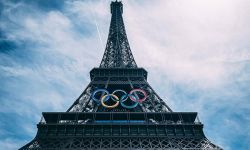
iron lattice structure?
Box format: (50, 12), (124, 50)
(20, 1), (222, 150)
(100, 1), (137, 68)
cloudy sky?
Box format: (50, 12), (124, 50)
(0, 0), (250, 149)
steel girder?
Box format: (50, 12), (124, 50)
(21, 137), (222, 150)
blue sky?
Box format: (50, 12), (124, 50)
(0, 0), (250, 149)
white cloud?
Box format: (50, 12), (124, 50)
(124, 0), (250, 89)
(0, 138), (24, 150)
(1, 0), (250, 149)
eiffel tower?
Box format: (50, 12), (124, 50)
(20, 1), (222, 150)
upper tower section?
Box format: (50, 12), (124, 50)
(99, 1), (137, 68)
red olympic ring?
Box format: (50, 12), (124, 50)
(129, 89), (147, 103)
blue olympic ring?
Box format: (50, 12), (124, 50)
(92, 89), (109, 103)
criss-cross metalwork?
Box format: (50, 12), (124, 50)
(66, 68), (173, 113)
(100, 1), (137, 68)
(20, 1), (222, 150)
(21, 137), (221, 150)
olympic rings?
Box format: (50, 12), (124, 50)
(91, 89), (147, 109)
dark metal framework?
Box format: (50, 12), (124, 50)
(20, 1), (222, 150)
(100, 1), (137, 68)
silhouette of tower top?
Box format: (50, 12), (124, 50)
(100, 1), (137, 68)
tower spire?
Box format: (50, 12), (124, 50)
(100, 1), (137, 68)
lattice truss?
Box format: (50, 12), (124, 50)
(21, 137), (222, 150)
(99, 1), (137, 68)
(67, 77), (172, 113)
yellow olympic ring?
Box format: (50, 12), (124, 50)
(101, 94), (119, 108)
